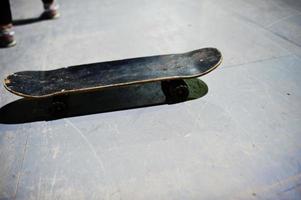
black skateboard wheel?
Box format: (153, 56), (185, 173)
(49, 101), (67, 116)
(48, 95), (69, 116)
(161, 79), (189, 103)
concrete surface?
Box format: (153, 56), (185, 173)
(1, 0), (301, 199)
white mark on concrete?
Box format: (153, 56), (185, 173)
(52, 146), (60, 159)
(65, 119), (106, 174)
(37, 176), (42, 200)
(266, 14), (300, 28)
(184, 133), (191, 138)
(107, 123), (121, 152)
(49, 169), (58, 197)
(14, 131), (30, 199)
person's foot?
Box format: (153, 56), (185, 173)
(40, 1), (60, 20)
(0, 24), (16, 48)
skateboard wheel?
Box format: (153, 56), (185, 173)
(161, 79), (189, 103)
(49, 101), (67, 116)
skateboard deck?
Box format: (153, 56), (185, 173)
(4, 47), (222, 98)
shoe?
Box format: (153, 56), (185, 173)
(0, 24), (16, 48)
(40, 1), (60, 20)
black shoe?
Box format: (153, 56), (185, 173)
(0, 25), (16, 48)
(40, 1), (60, 20)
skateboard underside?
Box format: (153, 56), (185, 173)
(4, 48), (222, 98)
(0, 79), (209, 123)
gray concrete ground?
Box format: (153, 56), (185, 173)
(1, 0), (301, 199)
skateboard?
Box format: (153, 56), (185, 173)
(4, 48), (222, 103)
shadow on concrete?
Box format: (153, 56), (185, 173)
(13, 17), (42, 26)
(12, 13), (55, 26)
(0, 79), (208, 124)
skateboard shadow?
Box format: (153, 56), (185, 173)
(13, 17), (41, 26)
(0, 79), (208, 124)
(13, 14), (54, 26)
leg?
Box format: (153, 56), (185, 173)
(42, 0), (55, 3)
(0, 0), (12, 25)
(0, 0), (16, 48)
(40, 0), (60, 19)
